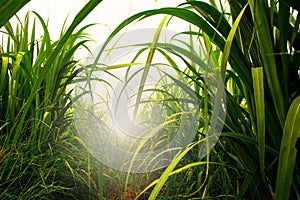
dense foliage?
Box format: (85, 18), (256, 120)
(0, 0), (299, 199)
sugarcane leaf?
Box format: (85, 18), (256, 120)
(0, 0), (30, 28)
(275, 95), (300, 200)
(221, 4), (248, 80)
(252, 67), (266, 185)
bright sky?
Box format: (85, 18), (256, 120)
(15, 0), (186, 42)
(6, 0), (192, 63)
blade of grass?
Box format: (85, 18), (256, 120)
(278, 0), (289, 105)
(0, 0), (30, 28)
(133, 16), (167, 119)
(0, 56), (9, 94)
(251, 67), (267, 187)
(275, 95), (300, 200)
(220, 4), (248, 80)
(148, 141), (201, 200)
(249, 0), (285, 128)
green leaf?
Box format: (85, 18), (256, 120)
(221, 132), (278, 156)
(275, 95), (300, 200)
(0, 0), (30, 28)
(251, 67), (266, 185)
(133, 16), (167, 119)
(149, 141), (200, 200)
(221, 3), (248, 80)
(0, 56), (9, 94)
(278, 0), (290, 107)
(249, 0), (285, 128)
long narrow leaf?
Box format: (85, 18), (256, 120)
(249, 0), (285, 128)
(275, 95), (300, 200)
(221, 4), (248, 80)
(133, 16), (167, 119)
(251, 67), (266, 186)
(149, 141), (201, 199)
(0, 0), (30, 28)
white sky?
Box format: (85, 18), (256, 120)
(3, 0), (193, 63)
(14, 0), (186, 42)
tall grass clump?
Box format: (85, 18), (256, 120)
(92, 0), (300, 199)
(0, 0), (105, 199)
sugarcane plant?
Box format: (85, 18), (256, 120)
(94, 0), (300, 199)
(0, 1), (105, 199)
